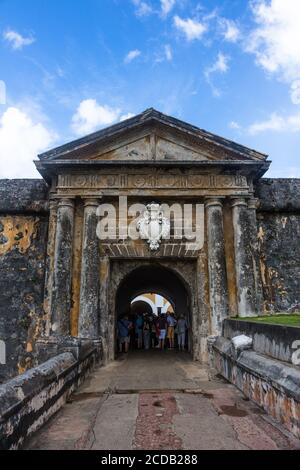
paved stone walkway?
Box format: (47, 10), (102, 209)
(25, 351), (300, 450)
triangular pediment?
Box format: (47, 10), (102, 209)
(38, 108), (268, 163)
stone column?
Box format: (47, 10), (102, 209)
(51, 197), (75, 335)
(231, 197), (257, 317)
(44, 199), (57, 336)
(248, 197), (264, 313)
(205, 198), (228, 335)
(79, 198), (100, 339)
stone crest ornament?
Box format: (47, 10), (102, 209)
(137, 202), (170, 250)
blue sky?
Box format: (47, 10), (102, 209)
(0, 0), (299, 178)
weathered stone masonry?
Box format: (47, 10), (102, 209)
(0, 110), (299, 385)
(0, 180), (49, 382)
(255, 179), (300, 313)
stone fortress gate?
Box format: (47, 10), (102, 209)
(35, 108), (269, 363)
(1, 109), (300, 447)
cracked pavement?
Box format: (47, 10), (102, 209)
(25, 351), (300, 450)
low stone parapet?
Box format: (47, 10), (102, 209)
(213, 336), (300, 438)
(223, 318), (300, 364)
(0, 342), (98, 449)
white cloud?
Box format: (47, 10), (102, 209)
(165, 44), (173, 61)
(173, 15), (207, 41)
(205, 52), (229, 78)
(119, 112), (135, 122)
(71, 99), (122, 136)
(229, 121), (241, 130)
(161, 0), (176, 16)
(3, 29), (35, 50)
(205, 53), (230, 97)
(290, 80), (300, 105)
(132, 0), (152, 17)
(0, 107), (56, 178)
(124, 49), (141, 64)
(248, 111), (300, 134)
(247, 0), (300, 83)
(220, 18), (240, 43)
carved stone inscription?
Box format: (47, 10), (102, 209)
(58, 173), (248, 190)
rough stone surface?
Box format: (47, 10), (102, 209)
(254, 179), (300, 312)
(0, 213), (48, 382)
(255, 178), (300, 212)
(0, 179), (49, 213)
(257, 211), (300, 312)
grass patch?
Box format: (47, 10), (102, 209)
(238, 314), (300, 326)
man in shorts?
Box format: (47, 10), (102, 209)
(117, 314), (132, 353)
(158, 313), (168, 350)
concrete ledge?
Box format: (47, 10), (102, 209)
(213, 337), (300, 438)
(0, 346), (98, 449)
(223, 319), (300, 364)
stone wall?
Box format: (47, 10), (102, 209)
(255, 179), (300, 313)
(0, 177), (299, 383)
(0, 342), (98, 449)
(223, 318), (299, 364)
(0, 180), (49, 383)
(213, 335), (300, 438)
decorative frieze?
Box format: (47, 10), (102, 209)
(57, 173), (248, 191)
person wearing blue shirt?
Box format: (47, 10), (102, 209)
(117, 314), (132, 353)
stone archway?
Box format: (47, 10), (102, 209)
(108, 260), (197, 360)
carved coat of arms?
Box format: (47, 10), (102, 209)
(137, 202), (170, 251)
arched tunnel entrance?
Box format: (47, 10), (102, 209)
(115, 264), (192, 355)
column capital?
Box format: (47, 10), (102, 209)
(230, 197), (247, 208)
(82, 197), (101, 208)
(204, 197), (225, 209)
(57, 197), (75, 209)
(49, 199), (58, 211)
(247, 197), (259, 210)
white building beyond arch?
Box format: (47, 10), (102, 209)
(131, 294), (173, 315)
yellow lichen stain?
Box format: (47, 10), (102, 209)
(259, 257), (267, 286)
(17, 356), (32, 375)
(0, 216), (38, 256)
(257, 226), (265, 242)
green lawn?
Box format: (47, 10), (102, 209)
(237, 314), (300, 326)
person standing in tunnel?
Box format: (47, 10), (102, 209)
(117, 314), (132, 353)
(158, 313), (168, 350)
(143, 314), (151, 350)
(135, 313), (144, 349)
(167, 311), (177, 349)
(177, 315), (187, 351)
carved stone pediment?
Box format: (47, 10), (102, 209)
(37, 108), (268, 164)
